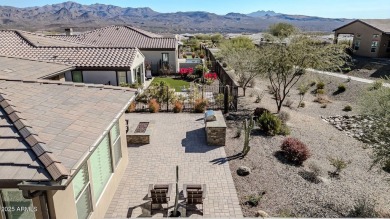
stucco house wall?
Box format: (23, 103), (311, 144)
(47, 113), (129, 219)
(334, 21), (389, 58)
(141, 50), (177, 75)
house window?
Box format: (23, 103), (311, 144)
(90, 135), (112, 202)
(162, 53), (169, 65)
(373, 34), (379, 39)
(73, 164), (92, 219)
(0, 190), (36, 219)
(353, 40), (360, 50)
(110, 121), (122, 167)
(72, 71), (83, 83)
(117, 71), (127, 86)
(371, 41), (378, 53)
(356, 34), (361, 38)
(387, 40), (390, 53)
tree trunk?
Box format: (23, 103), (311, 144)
(243, 87), (246, 96)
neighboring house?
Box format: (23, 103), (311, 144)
(0, 30), (146, 86)
(50, 26), (179, 75)
(334, 19), (390, 58)
(0, 74), (136, 219)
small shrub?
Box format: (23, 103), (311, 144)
(194, 98), (207, 113)
(278, 111), (290, 123)
(279, 124), (290, 136)
(317, 81), (325, 89)
(310, 81), (316, 87)
(222, 62), (227, 68)
(191, 52), (196, 58)
(369, 80), (383, 91)
(328, 156), (351, 177)
(254, 107), (270, 118)
(343, 105), (352, 111)
(199, 54), (205, 59)
(314, 95), (332, 104)
(257, 112), (282, 136)
(183, 54), (187, 58)
(246, 193), (264, 207)
(348, 198), (379, 218)
(280, 137), (310, 165)
(128, 102), (136, 112)
(337, 83), (346, 93)
(321, 104), (327, 108)
(299, 102), (305, 108)
(149, 99), (160, 113)
(283, 99), (294, 108)
(173, 101), (183, 113)
(316, 88), (325, 95)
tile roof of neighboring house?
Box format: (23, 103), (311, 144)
(51, 26), (177, 49)
(0, 30), (140, 68)
(334, 19), (390, 34)
(17, 30), (94, 47)
(0, 78), (136, 183)
(0, 108), (52, 182)
(0, 56), (74, 80)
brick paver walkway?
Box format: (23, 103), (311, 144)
(105, 113), (242, 218)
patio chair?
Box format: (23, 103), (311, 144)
(148, 184), (172, 215)
(183, 184), (207, 215)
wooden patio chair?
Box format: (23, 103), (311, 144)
(183, 184), (207, 215)
(148, 184), (172, 215)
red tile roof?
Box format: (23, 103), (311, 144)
(0, 30), (140, 68)
(51, 26), (177, 49)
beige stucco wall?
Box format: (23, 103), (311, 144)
(130, 50), (146, 84)
(47, 113), (129, 219)
(141, 50), (178, 74)
(335, 21), (384, 58)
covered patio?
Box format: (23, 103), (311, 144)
(105, 113), (242, 218)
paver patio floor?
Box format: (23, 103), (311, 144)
(105, 113), (243, 218)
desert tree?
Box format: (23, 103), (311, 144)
(359, 84), (390, 170)
(219, 47), (263, 96)
(268, 22), (297, 39)
(259, 35), (349, 112)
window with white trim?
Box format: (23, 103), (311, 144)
(110, 121), (122, 167)
(73, 164), (92, 219)
(117, 71), (127, 86)
(353, 40), (360, 50)
(90, 135), (113, 202)
(371, 41), (378, 52)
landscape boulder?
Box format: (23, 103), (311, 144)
(255, 210), (269, 217)
(237, 166), (251, 176)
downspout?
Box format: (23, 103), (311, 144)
(22, 190), (50, 219)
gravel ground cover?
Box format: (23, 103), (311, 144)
(224, 72), (390, 217)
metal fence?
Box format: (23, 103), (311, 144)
(131, 84), (236, 113)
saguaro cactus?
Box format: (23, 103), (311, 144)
(242, 116), (254, 156)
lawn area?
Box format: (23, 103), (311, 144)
(151, 77), (190, 91)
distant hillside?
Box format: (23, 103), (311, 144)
(0, 1), (352, 33)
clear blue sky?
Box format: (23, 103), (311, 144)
(1, 0), (389, 19)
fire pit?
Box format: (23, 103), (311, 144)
(127, 121), (154, 144)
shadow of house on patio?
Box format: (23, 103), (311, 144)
(181, 128), (221, 153)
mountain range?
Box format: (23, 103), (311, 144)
(0, 1), (352, 33)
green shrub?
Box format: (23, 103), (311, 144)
(369, 80), (383, 91)
(194, 98), (207, 113)
(348, 198), (379, 218)
(328, 156), (351, 177)
(299, 102), (305, 108)
(279, 124), (291, 136)
(316, 89), (325, 95)
(337, 83), (346, 93)
(316, 81), (325, 89)
(246, 193), (263, 207)
(257, 112), (282, 136)
(343, 105), (352, 111)
(254, 107), (270, 118)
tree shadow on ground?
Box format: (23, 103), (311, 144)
(209, 152), (244, 165)
(181, 128), (220, 153)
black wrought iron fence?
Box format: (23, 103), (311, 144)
(130, 84), (236, 113)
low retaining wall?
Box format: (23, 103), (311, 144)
(127, 121), (154, 144)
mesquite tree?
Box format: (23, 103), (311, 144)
(359, 85), (390, 170)
(259, 36), (349, 112)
